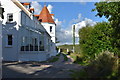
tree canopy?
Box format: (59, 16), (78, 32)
(92, 1), (120, 55)
(79, 22), (116, 58)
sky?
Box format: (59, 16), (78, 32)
(19, 0), (108, 45)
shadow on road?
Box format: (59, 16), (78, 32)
(2, 53), (83, 79)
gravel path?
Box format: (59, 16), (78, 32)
(2, 53), (83, 78)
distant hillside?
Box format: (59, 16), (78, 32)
(57, 44), (80, 53)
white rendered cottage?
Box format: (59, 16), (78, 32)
(1, 0), (57, 61)
(0, 4), (4, 77)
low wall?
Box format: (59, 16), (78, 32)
(19, 51), (48, 61)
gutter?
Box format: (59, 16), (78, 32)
(11, 0), (32, 18)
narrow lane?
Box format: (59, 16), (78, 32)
(2, 53), (83, 78)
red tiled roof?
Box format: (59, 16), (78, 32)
(34, 15), (39, 17)
(38, 5), (55, 24)
(21, 3), (30, 5)
(29, 8), (34, 11)
(51, 14), (54, 16)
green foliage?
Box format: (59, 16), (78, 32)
(71, 51), (119, 79)
(62, 54), (68, 61)
(56, 53), (61, 57)
(74, 55), (89, 66)
(92, 2), (120, 23)
(57, 44), (80, 54)
(71, 69), (88, 80)
(71, 2), (120, 79)
(93, 2), (120, 56)
(48, 53), (60, 63)
(88, 51), (118, 78)
(69, 53), (78, 61)
(49, 57), (59, 63)
(79, 22), (116, 59)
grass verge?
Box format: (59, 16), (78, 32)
(49, 57), (59, 62)
(62, 54), (68, 61)
(71, 51), (119, 79)
(48, 53), (61, 63)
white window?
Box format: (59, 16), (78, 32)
(7, 35), (13, 46)
(7, 13), (13, 22)
(21, 36), (25, 51)
(50, 26), (52, 32)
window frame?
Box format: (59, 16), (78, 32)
(7, 13), (13, 22)
(6, 34), (13, 47)
(50, 26), (52, 32)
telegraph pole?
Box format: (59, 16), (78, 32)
(73, 25), (75, 53)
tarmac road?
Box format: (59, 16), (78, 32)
(2, 53), (83, 78)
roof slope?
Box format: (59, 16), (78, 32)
(11, 0), (32, 18)
(38, 5), (55, 24)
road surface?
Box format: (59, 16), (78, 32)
(2, 53), (83, 78)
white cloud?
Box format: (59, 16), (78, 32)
(19, 0), (32, 2)
(19, 1), (53, 15)
(78, 13), (82, 19)
(47, 4), (53, 13)
(31, 3), (53, 15)
(70, 13), (83, 24)
(74, 18), (96, 37)
(31, 1), (42, 14)
(56, 14), (96, 45)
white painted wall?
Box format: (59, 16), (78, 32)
(0, 0), (20, 61)
(0, 19), (2, 60)
(1, 0), (21, 28)
(0, 18), (2, 80)
(41, 23), (56, 43)
(2, 23), (19, 61)
(41, 23), (57, 57)
(1, 0), (57, 61)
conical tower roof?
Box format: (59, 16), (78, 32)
(38, 5), (55, 24)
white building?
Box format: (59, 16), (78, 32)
(0, 3), (4, 79)
(0, 0), (57, 61)
(36, 5), (56, 43)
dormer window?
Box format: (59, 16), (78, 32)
(50, 26), (52, 32)
(7, 13), (13, 22)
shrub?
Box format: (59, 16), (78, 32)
(88, 51), (118, 78)
(79, 22), (119, 59)
(49, 57), (59, 63)
(71, 51), (119, 79)
(62, 54), (68, 61)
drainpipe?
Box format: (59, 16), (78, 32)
(17, 11), (22, 61)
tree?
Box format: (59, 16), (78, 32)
(79, 25), (93, 57)
(79, 22), (115, 59)
(92, 2), (120, 23)
(92, 2), (120, 55)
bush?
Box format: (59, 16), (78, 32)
(74, 55), (89, 65)
(71, 69), (88, 80)
(48, 53), (61, 63)
(71, 51), (119, 79)
(62, 54), (68, 61)
(79, 22), (119, 59)
(49, 57), (59, 63)
(89, 51), (118, 78)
